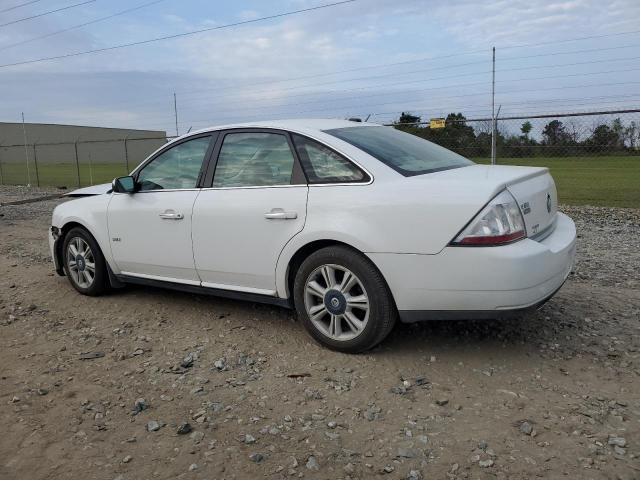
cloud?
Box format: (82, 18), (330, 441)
(1, 0), (639, 130)
(429, 0), (640, 46)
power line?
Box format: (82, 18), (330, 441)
(373, 96), (640, 120)
(500, 43), (640, 62)
(108, 93), (640, 131)
(0, 0), (356, 68)
(106, 36), (640, 108)
(0, 0), (168, 52)
(173, 50), (488, 98)
(101, 84), (640, 132)
(132, 82), (640, 129)
(175, 61), (490, 104)
(0, 0), (45, 14)
(53, 52), (640, 129)
(0, 0), (96, 28)
(178, 79), (640, 126)
(80, 49), (492, 109)
(499, 29), (640, 50)
(173, 58), (640, 112)
(110, 97), (640, 132)
(159, 45), (640, 107)
(161, 65), (640, 119)
(107, 52), (640, 118)
(370, 93), (640, 117)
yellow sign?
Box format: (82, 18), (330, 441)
(430, 118), (446, 129)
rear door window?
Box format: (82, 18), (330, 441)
(292, 134), (368, 183)
(324, 126), (473, 176)
(213, 132), (296, 187)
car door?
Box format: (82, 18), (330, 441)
(192, 129), (308, 295)
(108, 134), (215, 284)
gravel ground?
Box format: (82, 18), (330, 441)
(1, 185), (639, 480)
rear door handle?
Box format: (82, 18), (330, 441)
(264, 208), (297, 220)
(159, 210), (184, 220)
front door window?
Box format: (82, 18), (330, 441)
(137, 136), (211, 190)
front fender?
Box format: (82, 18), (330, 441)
(51, 194), (119, 274)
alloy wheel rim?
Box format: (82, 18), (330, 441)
(304, 264), (370, 341)
(67, 237), (95, 288)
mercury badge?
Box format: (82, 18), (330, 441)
(546, 193), (552, 213)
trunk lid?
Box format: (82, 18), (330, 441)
(506, 169), (557, 239)
(407, 164), (558, 241)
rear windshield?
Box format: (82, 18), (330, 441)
(324, 126), (474, 176)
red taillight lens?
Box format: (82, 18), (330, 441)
(451, 190), (526, 246)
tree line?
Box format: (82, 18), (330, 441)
(393, 112), (640, 158)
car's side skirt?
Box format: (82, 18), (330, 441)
(116, 274), (292, 309)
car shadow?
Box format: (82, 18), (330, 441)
(113, 282), (600, 359)
(376, 288), (598, 357)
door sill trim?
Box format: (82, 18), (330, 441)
(200, 281), (276, 297)
(120, 271), (201, 286)
(116, 274), (292, 308)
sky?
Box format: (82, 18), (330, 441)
(0, 0), (639, 135)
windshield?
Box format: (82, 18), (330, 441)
(324, 126), (474, 176)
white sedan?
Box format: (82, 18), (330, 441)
(49, 119), (576, 352)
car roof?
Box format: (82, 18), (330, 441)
(187, 118), (382, 137)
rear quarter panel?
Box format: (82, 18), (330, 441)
(274, 177), (497, 297)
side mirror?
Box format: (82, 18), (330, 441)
(112, 176), (137, 193)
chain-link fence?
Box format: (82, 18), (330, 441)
(1, 109), (639, 199)
(391, 108), (640, 160)
(391, 108), (640, 207)
(0, 136), (168, 188)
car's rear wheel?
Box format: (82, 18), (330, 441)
(293, 246), (396, 353)
(62, 227), (109, 296)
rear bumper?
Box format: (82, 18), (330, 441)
(368, 212), (576, 322)
(397, 279), (566, 322)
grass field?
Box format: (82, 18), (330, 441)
(0, 162), (132, 191)
(475, 156), (640, 208)
(1, 155), (639, 208)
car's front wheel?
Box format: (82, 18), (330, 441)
(293, 246), (396, 353)
(62, 227), (109, 296)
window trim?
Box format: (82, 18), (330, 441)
(130, 132), (218, 192)
(126, 127), (375, 193)
(202, 128), (306, 189)
(290, 132), (371, 185)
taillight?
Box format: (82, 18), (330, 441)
(451, 190), (526, 246)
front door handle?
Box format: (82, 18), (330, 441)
(159, 210), (184, 220)
(264, 208), (297, 220)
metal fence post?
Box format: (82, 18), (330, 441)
(123, 135), (130, 173)
(33, 142), (40, 187)
(0, 141), (4, 185)
(74, 140), (81, 188)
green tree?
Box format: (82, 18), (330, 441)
(397, 112), (421, 126)
(520, 121), (532, 138)
(542, 120), (572, 145)
(611, 118), (625, 149)
(586, 124), (620, 152)
(623, 121), (638, 149)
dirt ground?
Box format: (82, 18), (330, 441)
(1, 186), (639, 480)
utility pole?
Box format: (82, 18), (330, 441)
(174, 92), (179, 137)
(21, 112), (31, 186)
(491, 47), (496, 165)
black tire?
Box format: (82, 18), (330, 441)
(293, 245), (396, 353)
(62, 227), (109, 296)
